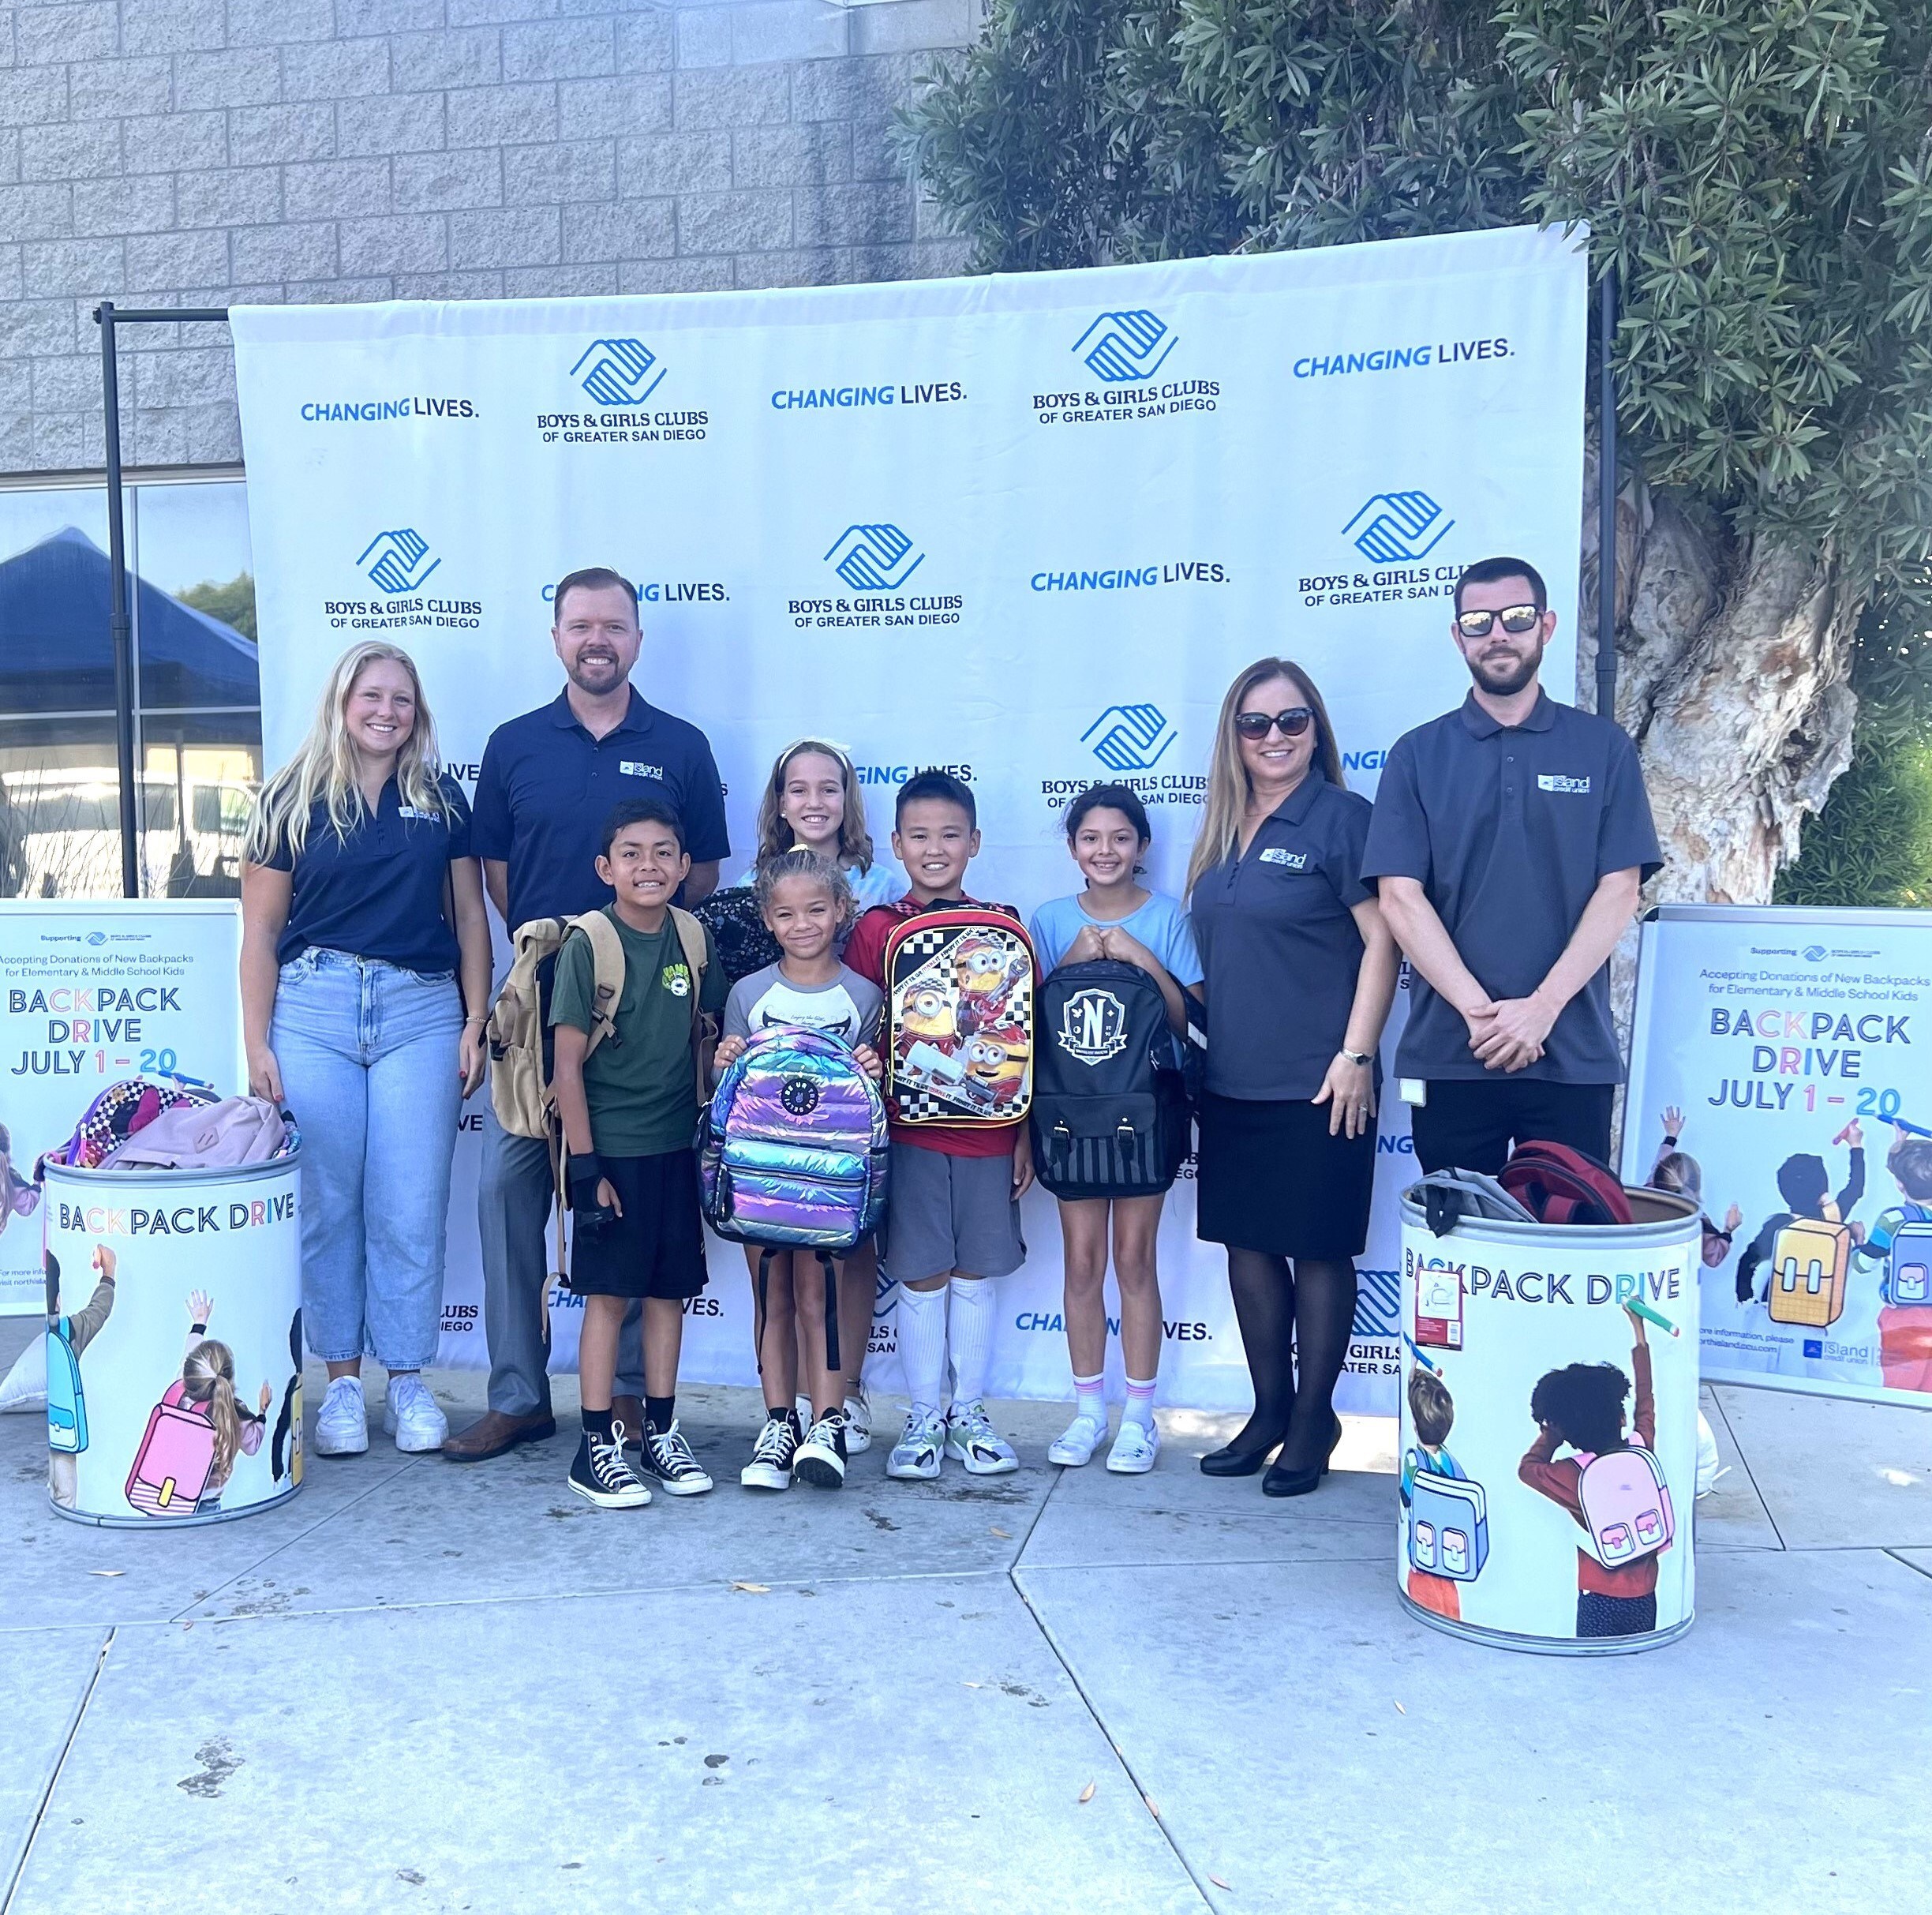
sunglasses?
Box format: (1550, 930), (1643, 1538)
(1234, 707), (1313, 741)
(1455, 604), (1543, 639)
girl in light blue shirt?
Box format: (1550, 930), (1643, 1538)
(1028, 783), (1201, 1476)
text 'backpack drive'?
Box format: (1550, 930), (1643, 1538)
(1031, 958), (1189, 1199)
(882, 909), (1035, 1126)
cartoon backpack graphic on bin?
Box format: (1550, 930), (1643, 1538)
(1406, 1467), (1488, 1582)
(1572, 1442), (1676, 1566)
(125, 1378), (219, 1516)
(1765, 1216), (1852, 1327)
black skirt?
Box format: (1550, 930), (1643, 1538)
(1195, 1091), (1375, 1259)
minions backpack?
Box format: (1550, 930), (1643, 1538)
(882, 907), (1036, 1126)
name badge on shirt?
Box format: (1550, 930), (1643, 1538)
(620, 761), (666, 780)
(1537, 774), (1591, 794)
(396, 805), (436, 821)
(1258, 847), (1309, 869)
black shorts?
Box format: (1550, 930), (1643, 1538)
(567, 1149), (710, 1302)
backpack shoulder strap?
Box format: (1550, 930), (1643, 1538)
(562, 912), (627, 1061)
(669, 906), (715, 1104)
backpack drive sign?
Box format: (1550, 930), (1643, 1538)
(1622, 902), (1932, 1409)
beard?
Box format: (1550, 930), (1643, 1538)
(565, 648), (626, 693)
(1466, 637), (1544, 697)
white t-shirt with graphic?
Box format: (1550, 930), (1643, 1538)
(722, 961), (885, 1049)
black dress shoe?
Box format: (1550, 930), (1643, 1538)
(1200, 1433), (1282, 1477)
(1261, 1415), (1344, 1498)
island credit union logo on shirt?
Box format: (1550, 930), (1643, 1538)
(620, 761), (665, 781)
(1258, 848), (1308, 869)
(1537, 774), (1592, 795)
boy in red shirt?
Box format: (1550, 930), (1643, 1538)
(845, 773), (1034, 1479)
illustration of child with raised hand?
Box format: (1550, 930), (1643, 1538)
(1519, 1307), (1665, 1639)
(712, 849), (886, 1492)
(46, 1245), (116, 1509)
(1648, 1107), (1741, 1269)
(1736, 1119), (1866, 1304)
(551, 798), (728, 1510)
(178, 1290), (272, 1513)
(1855, 1125), (1932, 1392)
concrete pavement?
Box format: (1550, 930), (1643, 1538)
(2, 1315), (1929, 1914)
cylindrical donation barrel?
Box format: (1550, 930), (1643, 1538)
(42, 1153), (303, 1527)
(1397, 1183), (1700, 1654)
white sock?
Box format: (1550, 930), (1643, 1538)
(1124, 1377), (1157, 1430)
(896, 1282), (949, 1418)
(1073, 1371), (1106, 1425)
(948, 1276), (997, 1407)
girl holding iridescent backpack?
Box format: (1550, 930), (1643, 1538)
(707, 850), (886, 1492)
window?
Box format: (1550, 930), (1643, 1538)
(0, 470), (260, 900)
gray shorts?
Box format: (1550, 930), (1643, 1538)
(884, 1140), (1026, 1284)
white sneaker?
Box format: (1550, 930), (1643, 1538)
(1048, 1412), (1106, 1467)
(383, 1373), (447, 1453)
(842, 1384), (873, 1454)
(886, 1407), (945, 1480)
(313, 1376), (369, 1457)
(945, 1400), (1020, 1476)
(1106, 1418), (1160, 1475)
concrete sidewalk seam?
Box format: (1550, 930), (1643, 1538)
(1008, 1561), (1219, 1912)
(0, 1626), (112, 1915)
(1707, 1388), (1789, 1551)
(1885, 1548), (1932, 1583)
(163, 1454), (425, 1624)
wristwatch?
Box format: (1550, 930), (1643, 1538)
(1339, 1047), (1373, 1067)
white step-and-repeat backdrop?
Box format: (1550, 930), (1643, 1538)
(232, 225), (1587, 1413)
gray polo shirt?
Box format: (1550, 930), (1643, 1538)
(1189, 766), (1375, 1101)
(1361, 690), (1661, 1085)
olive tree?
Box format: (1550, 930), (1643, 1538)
(904, 0), (1932, 902)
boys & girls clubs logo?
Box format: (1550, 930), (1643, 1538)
(1301, 488), (1465, 609)
(1039, 703), (1205, 815)
(320, 530), (483, 634)
(534, 338), (709, 447)
(1033, 309), (1219, 427)
(788, 521), (962, 631)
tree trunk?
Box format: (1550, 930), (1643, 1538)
(1578, 446), (1862, 905)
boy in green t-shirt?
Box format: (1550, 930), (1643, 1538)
(550, 798), (728, 1508)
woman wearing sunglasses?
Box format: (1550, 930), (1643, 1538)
(1185, 658), (1399, 1497)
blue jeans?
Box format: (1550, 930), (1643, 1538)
(271, 950), (464, 1370)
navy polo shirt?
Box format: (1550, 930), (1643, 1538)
(470, 688), (731, 929)
(1361, 691), (1662, 1084)
(1190, 767), (1375, 1100)
(264, 774), (472, 975)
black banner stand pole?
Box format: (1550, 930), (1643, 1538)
(92, 301), (232, 899)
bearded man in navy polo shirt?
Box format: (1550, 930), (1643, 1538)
(446, 566), (730, 1461)
(1364, 556), (1662, 1175)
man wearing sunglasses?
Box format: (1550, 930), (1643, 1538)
(1362, 555), (1661, 1174)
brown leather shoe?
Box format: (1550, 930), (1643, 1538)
(444, 1407), (557, 1462)
(611, 1396), (644, 1449)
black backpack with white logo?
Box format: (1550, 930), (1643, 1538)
(1031, 958), (1189, 1200)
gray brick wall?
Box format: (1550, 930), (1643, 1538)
(0, 0), (981, 475)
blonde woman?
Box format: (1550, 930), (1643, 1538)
(240, 643), (491, 1460)
(1186, 657), (1398, 1498)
